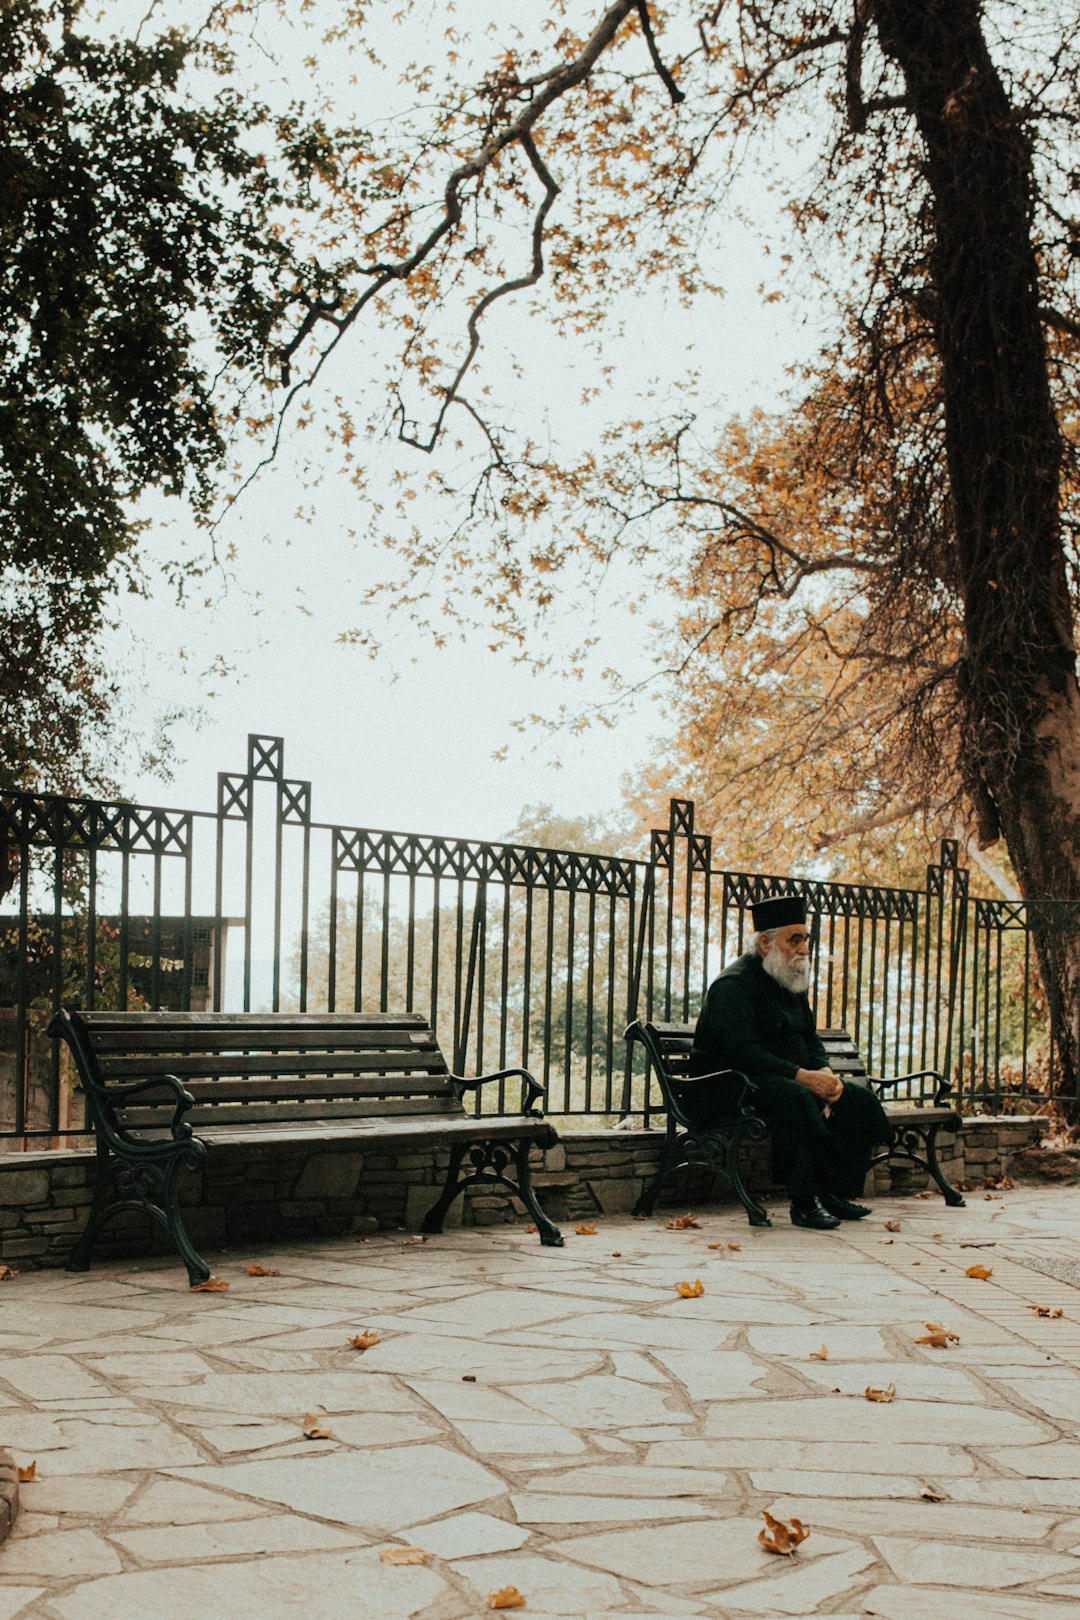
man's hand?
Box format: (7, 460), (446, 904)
(796, 1067), (845, 1104)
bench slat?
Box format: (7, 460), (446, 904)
(119, 1095), (465, 1128)
(98, 1051), (450, 1080)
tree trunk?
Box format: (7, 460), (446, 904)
(872, 0), (1080, 1114)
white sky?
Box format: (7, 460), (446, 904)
(104, 1), (823, 845)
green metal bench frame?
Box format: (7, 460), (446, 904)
(50, 1007), (564, 1284)
(627, 1019), (966, 1224)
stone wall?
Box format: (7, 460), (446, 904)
(0, 1451), (18, 1551)
(0, 1112), (1046, 1271)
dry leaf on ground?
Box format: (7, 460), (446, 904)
(403, 1235), (427, 1246)
(379, 1546), (432, 1565)
(965, 1264), (994, 1280)
(667, 1213), (702, 1229)
(675, 1278), (705, 1298)
(488, 1587), (527, 1610)
(884, 1219), (902, 1232)
(462, 1374), (477, 1382)
(728, 1242), (742, 1252)
(302, 1413), (335, 1440)
(17, 1461), (36, 1482)
(758, 1509), (809, 1556)
(810, 1346), (829, 1361)
(932, 1232), (943, 1239)
(880, 1239), (894, 1245)
(349, 1331), (381, 1350)
(865, 1383), (897, 1403)
(915, 1322), (960, 1348)
(611, 1250), (622, 1257)
(707, 1242), (724, 1250)
(914, 1190), (934, 1199)
(0, 1265), (19, 1281)
(190, 1276), (229, 1293)
(921, 1485), (947, 1502)
(524, 1224), (538, 1234)
(246, 1264), (281, 1277)
(1028, 1304), (1064, 1318)
(575, 1222), (597, 1236)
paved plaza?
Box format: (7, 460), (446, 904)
(3, 1184), (1080, 1617)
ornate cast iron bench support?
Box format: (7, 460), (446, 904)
(50, 1008), (563, 1285)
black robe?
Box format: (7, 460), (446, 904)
(688, 951), (893, 1202)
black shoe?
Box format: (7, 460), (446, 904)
(820, 1194), (872, 1220)
(790, 1197), (842, 1231)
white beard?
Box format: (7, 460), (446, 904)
(761, 947), (811, 996)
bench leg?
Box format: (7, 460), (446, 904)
(67, 1142), (211, 1286)
(421, 1144), (469, 1235)
(923, 1121), (966, 1206)
(514, 1140), (564, 1247)
(66, 1139), (111, 1274)
(877, 1124), (965, 1208)
(726, 1119), (772, 1227)
(420, 1139), (564, 1247)
(632, 1124), (772, 1228)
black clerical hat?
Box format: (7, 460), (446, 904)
(750, 894), (808, 931)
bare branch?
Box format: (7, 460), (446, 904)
(636, 0), (686, 105)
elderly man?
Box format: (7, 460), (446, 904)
(690, 895), (893, 1230)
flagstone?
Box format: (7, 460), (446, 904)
(746, 1325), (892, 1359)
(449, 1551), (627, 1614)
(344, 1330), (604, 1381)
(313, 1412), (441, 1447)
(991, 1443), (1080, 1478)
(874, 1534), (1079, 1587)
(401, 1510), (529, 1557)
(521, 1465), (732, 1498)
(20, 1475), (135, 1518)
(166, 1442), (506, 1528)
(766, 1494), (1058, 1541)
(558, 1517), (856, 1587)
(452, 1418), (587, 1455)
(112, 1513), (369, 1563)
(0, 1529), (123, 1578)
(698, 1394), (1049, 1446)
(945, 1476), (1080, 1510)
(0, 1356), (115, 1402)
(986, 1374), (1080, 1421)
(510, 1492), (708, 1523)
(610, 1351), (671, 1384)
(510, 1373), (687, 1429)
(863, 1583), (1080, 1619)
(0, 1411), (203, 1474)
(703, 1546), (876, 1615)
(748, 1469), (921, 1498)
(0, 1592), (45, 1620)
(45, 1550), (448, 1620)
(129, 1369), (422, 1415)
(117, 1477), (274, 1523)
(647, 1348), (776, 1401)
(795, 1361), (988, 1402)
(660, 1436), (976, 1474)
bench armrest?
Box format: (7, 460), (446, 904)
(105, 1073), (198, 1140)
(450, 1067), (547, 1117)
(867, 1069), (955, 1109)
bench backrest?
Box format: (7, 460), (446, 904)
(54, 1009), (464, 1135)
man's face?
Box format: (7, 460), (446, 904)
(759, 923), (811, 993)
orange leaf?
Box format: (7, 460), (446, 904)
(666, 1213), (702, 1229)
(611, 1250), (622, 1256)
(575, 1222), (597, 1236)
(728, 1242), (742, 1252)
(524, 1223), (538, 1234)
(0, 1265), (19, 1281)
(403, 1235), (427, 1246)
(707, 1242), (724, 1250)
(915, 1322), (959, 1348)
(865, 1383), (896, 1403)
(884, 1219), (902, 1232)
(921, 1485), (947, 1501)
(758, 1509), (809, 1556)
(965, 1265), (993, 1281)
(246, 1264), (281, 1277)
(915, 1190), (934, 1199)
(302, 1413), (335, 1440)
(1028, 1304), (1064, 1318)
(675, 1278), (705, 1297)
(879, 1238), (894, 1245)
(191, 1276), (229, 1293)
(17, 1461), (36, 1482)
(810, 1346), (829, 1361)
(350, 1331), (381, 1350)
(488, 1587), (527, 1610)
(379, 1546), (432, 1565)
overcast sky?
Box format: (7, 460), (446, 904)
(104, 0), (822, 846)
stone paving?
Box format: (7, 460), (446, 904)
(3, 1184), (1080, 1617)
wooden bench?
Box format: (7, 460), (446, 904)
(626, 1019), (965, 1226)
(50, 1008), (564, 1284)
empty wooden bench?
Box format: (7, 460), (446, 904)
(50, 1008), (563, 1284)
(626, 1019), (965, 1226)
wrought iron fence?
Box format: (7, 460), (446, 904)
(0, 734), (1074, 1147)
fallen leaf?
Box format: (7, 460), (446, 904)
(758, 1509), (809, 1556)
(379, 1546), (432, 1565)
(477, 1265), (486, 1272)
(984, 1193), (1001, 1201)
(0, 1265), (19, 1281)
(246, 1263), (281, 1277)
(810, 1346), (829, 1361)
(349, 1331), (381, 1351)
(667, 1213), (702, 1229)
(190, 1276), (229, 1293)
(462, 1374), (477, 1382)
(921, 1485), (947, 1502)
(915, 1322), (960, 1348)
(912, 1261), (921, 1266)
(1028, 1304), (1064, 1318)
(707, 1242), (724, 1250)
(575, 1222), (597, 1236)
(611, 1250), (622, 1257)
(865, 1383), (897, 1403)
(675, 1278), (705, 1298)
(524, 1224), (538, 1234)
(914, 1190), (934, 1199)
(728, 1243), (742, 1252)
(879, 1238), (894, 1245)
(403, 1235), (427, 1246)
(965, 1264), (994, 1280)
(488, 1587), (527, 1610)
(932, 1232), (943, 1239)
(16, 1461), (36, 1482)
(884, 1219), (902, 1232)
(302, 1413), (335, 1440)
